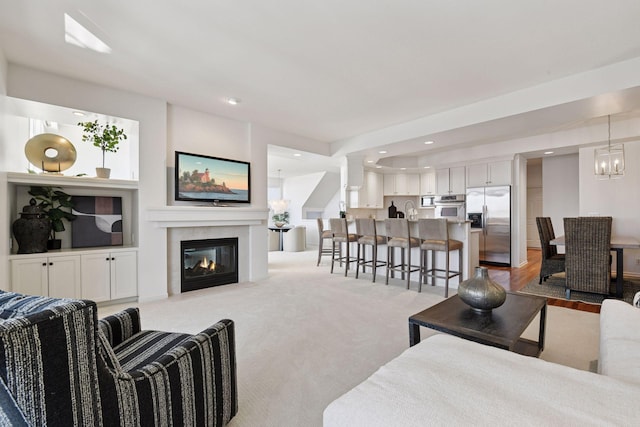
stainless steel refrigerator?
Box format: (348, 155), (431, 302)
(466, 186), (511, 266)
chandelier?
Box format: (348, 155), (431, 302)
(594, 115), (624, 179)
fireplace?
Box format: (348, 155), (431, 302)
(180, 238), (238, 292)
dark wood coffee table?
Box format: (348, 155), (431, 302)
(409, 292), (547, 357)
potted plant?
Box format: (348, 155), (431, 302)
(272, 211), (290, 228)
(28, 186), (77, 249)
(78, 120), (127, 178)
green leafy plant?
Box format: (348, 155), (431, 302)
(28, 186), (77, 240)
(78, 120), (128, 168)
(272, 212), (289, 224)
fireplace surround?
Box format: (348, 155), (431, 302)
(180, 238), (238, 292)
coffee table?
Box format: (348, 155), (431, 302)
(409, 292), (547, 357)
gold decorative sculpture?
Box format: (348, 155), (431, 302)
(25, 133), (77, 174)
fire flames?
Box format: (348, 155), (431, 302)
(199, 257), (217, 271)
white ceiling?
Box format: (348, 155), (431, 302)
(2, 1), (640, 175)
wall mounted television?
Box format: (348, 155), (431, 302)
(175, 151), (251, 204)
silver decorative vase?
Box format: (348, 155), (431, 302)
(458, 266), (506, 313)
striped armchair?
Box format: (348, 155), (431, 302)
(0, 291), (237, 426)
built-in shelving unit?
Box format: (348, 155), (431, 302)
(3, 172), (139, 302)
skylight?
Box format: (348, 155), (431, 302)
(64, 13), (111, 54)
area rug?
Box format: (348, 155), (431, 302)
(519, 275), (640, 305)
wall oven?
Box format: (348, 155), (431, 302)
(434, 194), (465, 220)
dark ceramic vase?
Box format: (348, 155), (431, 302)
(458, 266), (507, 313)
(12, 198), (51, 254)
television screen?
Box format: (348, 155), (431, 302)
(175, 151), (251, 203)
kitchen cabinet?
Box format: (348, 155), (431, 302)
(420, 170), (436, 195)
(467, 160), (512, 187)
(81, 250), (137, 302)
(348, 171), (383, 208)
(436, 167), (465, 195)
(383, 173), (420, 196)
(11, 254), (81, 298)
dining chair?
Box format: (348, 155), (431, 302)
(385, 219), (421, 289)
(354, 218), (387, 283)
(535, 217), (565, 284)
(330, 217), (358, 276)
(417, 218), (463, 297)
(563, 216), (612, 298)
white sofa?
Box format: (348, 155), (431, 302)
(324, 299), (640, 426)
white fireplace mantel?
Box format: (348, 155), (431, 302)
(146, 206), (269, 228)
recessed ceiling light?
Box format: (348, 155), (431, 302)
(424, 140), (434, 145)
(293, 153), (302, 157)
(64, 14), (111, 54)
(227, 98), (241, 105)
(367, 160), (374, 163)
(423, 166), (431, 169)
(544, 151), (554, 155)
(400, 167), (407, 170)
(72, 111), (85, 117)
(378, 150), (387, 154)
(376, 166), (382, 169)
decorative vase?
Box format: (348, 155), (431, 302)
(388, 201), (397, 219)
(274, 221), (285, 228)
(96, 167), (111, 178)
(12, 198), (51, 254)
(458, 266), (507, 313)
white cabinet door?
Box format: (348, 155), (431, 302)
(81, 252), (111, 302)
(111, 251), (138, 299)
(47, 255), (81, 298)
(436, 168), (450, 195)
(394, 174), (408, 194)
(467, 161), (511, 186)
(449, 167), (466, 194)
(466, 164), (488, 187)
(488, 160), (511, 185)
(373, 172), (384, 207)
(420, 171), (436, 195)
(11, 257), (48, 296)
(406, 174), (420, 195)
(11, 255), (80, 298)
(383, 174), (396, 195)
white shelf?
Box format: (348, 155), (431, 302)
(7, 172), (138, 190)
(146, 206), (269, 228)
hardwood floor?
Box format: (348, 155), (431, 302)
(486, 248), (601, 313)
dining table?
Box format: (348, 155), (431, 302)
(550, 235), (640, 298)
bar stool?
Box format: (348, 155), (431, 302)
(385, 219), (421, 289)
(355, 218), (387, 282)
(317, 218), (334, 266)
(330, 217), (358, 276)
(418, 218), (463, 297)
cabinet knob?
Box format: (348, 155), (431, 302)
(111, 257), (115, 261)
(42, 263), (47, 266)
(49, 262), (53, 266)
(106, 258), (110, 261)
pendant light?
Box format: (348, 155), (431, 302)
(594, 115), (624, 179)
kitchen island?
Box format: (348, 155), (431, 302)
(352, 219), (479, 293)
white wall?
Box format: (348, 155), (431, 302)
(0, 48), (6, 96)
(6, 64), (168, 300)
(579, 141), (640, 276)
(514, 154), (527, 267)
(542, 154), (579, 238)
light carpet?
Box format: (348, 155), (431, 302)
(99, 249), (600, 427)
(519, 274), (640, 305)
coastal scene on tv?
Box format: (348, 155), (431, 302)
(177, 154), (249, 202)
